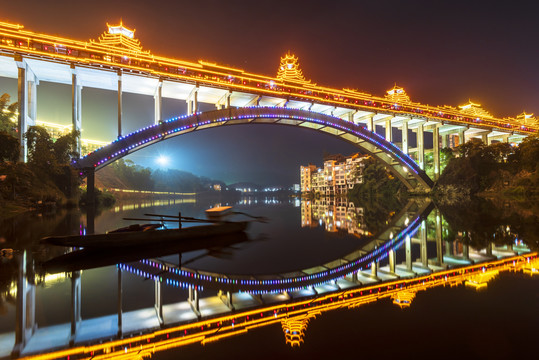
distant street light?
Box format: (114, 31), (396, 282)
(156, 155), (169, 167)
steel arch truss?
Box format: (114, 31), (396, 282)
(73, 107), (434, 190)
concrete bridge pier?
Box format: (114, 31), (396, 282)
(117, 70), (122, 138)
(216, 90), (232, 110)
(187, 86), (199, 115)
(85, 167), (95, 207)
(371, 260), (378, 277)
(154, 79), (162, 125)
(366, 114), (374, 132)
(12, 251), (36, 357)
(385, 117), (393, 142)
(432, 125), (440, 180)
(458, 129), (466, 146)
(70, 271), (81, 344)
(15, 55), (38, 162)
(220, 291), (234, 310)
(117, 268), (123, 337)
(388, 249), (396, 273)
(401, 119), (409, 155)
(188, 286), (200, 318)
(463, 244), (470, 260)
(155, 279), (163, 325)
(441, 133), (448, 148)
(435, 211), (443, 265)
(406, 235), (413, 271)
(71, 65), (82, 155)
(420, 220), (428, 267)
(416, 124), (425, 170)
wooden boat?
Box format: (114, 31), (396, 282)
(41, 221), (249, 248)
(205, 206), (233, 220)
(41, 232), (249, 273)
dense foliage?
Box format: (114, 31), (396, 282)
(348, 157), (407, 200)
(1, 94), (81, 209)
(437, 136), (539, 195)
(0, 94), (19, 163)
(109, 159), (154, 191)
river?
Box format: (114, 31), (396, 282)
(0, 196), (537, 359)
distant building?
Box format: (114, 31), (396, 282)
(301, 198), (370, 237)
(300, 153), (369, 195)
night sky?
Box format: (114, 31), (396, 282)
(1, 0), (538, 185)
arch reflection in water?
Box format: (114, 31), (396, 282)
(6, 253), (537, 360)
(2, 200), (536, 359)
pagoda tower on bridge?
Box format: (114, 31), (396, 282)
(276, 52), (312, 85)
(459, 100), (492, 118)
(385, 84), (412, 104)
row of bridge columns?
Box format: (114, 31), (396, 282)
(13, 58), (516, 170)
(358, 113), (514, 181)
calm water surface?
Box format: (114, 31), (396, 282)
(0, 196), (537, 359)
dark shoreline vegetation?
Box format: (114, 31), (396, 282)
(433, 136), (539, 200)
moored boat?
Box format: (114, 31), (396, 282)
(41, 221), (249, 248)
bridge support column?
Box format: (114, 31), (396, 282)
(371, 260), (378, 277)
(188, 286), (200, 318)
(458, 129), (466, 146)
(417, 124), (425, 170)
(406, 235), (412, 271)
(70, 271), (81, 344)
(389, 249), (396, 273)
(117, 268), (123, 337)
(385, 118), (392, 142)
(441, 133), (448, 148)
(433, 126), (440, 180)
(482, 132), (489, 145)
(15, 55), (37, 163)
(220, 291), (234, 310)
(463, 243), (470, 260)
(117, 71), (122, 138)
(366, 114), (374, 132)
(86, 167), (95, 206)
(155, 279), (163, 325)
(187, 86), (199, 115)
(420, 220), (428, 267)
(435, 210), (443, 265)
(154, 79), (163, 125)
(401, 119), (409, 155)
(71, 65), (82, 156)
(486, 242), (493, 257)
(12, 251), (36, 357)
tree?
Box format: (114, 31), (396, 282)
(0, 132), (19, 162)
(24, 126), (55, 172)
(53, 130), (80, 164)
(0, 93), (17, 137)
(516, 135), (539, 173)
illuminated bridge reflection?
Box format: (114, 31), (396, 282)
(2, 200), (536, 359)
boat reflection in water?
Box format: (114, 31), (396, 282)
(2, 199), (537, 359)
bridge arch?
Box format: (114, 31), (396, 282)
(74, 107), (434, 190)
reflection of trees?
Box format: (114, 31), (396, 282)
(438, 198), (539, 251)
(0, 256), (18, 314)
(0, 209), (81, 252)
